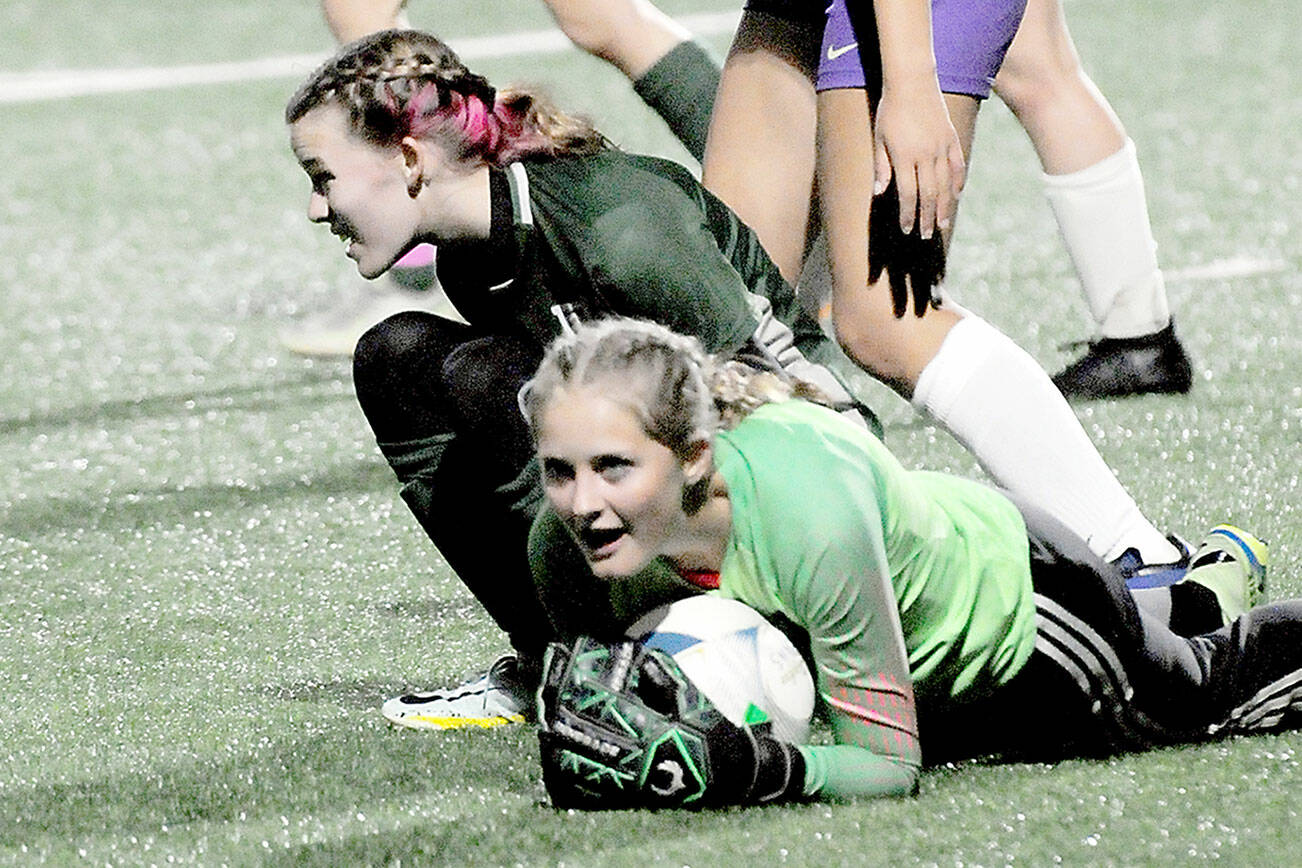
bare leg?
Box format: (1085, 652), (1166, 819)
(816, 86), (1177, 565)
(816, 89), (978, 393)
(542, 0), (691, 80)
(701, 10), (821, 284)
(993, 0), (1123, 173)
(320, 0), (409, 43)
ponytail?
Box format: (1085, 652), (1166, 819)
(286, 29), (608, 165)
(709, 361), (833, 430)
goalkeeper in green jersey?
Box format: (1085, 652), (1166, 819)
(522, 317), (1292, 806)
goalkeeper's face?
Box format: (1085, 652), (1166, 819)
(536, 385), (708, 579)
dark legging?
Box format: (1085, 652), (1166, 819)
(919, 500), (1302, 764)
(353, 311), (553, 662)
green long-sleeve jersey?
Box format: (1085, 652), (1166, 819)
(530, 399), (1037, 800)
(712, 400), (1036, 798)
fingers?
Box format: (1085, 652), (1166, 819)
(935, 145), (966, 236)
(873, 136), (892, 197)
(948, 140), (967, 199)
(915, 145), (968, 240)
(913, 159), (937, 240)
(894, 146), (967, 242)
(895, 161), (918, 237)
(892, 156), (956, 240)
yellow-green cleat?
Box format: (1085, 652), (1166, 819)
(1176, 525), (1268, 624)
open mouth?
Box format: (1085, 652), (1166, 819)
(330, 221), (356, 246)
(335, 229), (359, 258)
(578, 524), (627, 558)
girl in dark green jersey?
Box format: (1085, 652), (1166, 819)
(286, 28), (875, 728)
(523, 318), (1297, 806)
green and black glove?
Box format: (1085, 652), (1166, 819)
(536, 636), (805, 810)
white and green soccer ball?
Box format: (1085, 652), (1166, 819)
(626, 595), (816, 743)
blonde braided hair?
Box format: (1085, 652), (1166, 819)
(521, 319), (836, 458)
(709, 361), (832, 429)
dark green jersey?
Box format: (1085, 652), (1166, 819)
(438, 150), (876, 428)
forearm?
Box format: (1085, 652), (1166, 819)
(800, 743), (919, 800)
(321, 0), (409, 43)
(870, 0), (939, 89)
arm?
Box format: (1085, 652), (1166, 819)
(720, 413), (922, 799)
(859, 0), (965, 239)
(783, 495), (921, 799)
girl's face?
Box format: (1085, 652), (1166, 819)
(536, 384), (702, 580)
(290, 103), (421, 278)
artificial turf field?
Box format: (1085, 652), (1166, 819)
(2, 0), (1300, 864)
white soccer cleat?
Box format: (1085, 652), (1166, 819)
(381, 655), (531, 731)
(280, 248), (463, 357)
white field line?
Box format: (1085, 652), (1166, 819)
(1164, 256), (1289, 282)
(0, 10), (742, 104)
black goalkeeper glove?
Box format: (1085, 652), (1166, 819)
(536, 636), (806, 810)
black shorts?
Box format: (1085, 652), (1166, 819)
(742, 0), (825, 28)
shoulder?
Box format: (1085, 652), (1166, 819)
(716, 401), (886, 527)
(719, 400), (878, 468)
(522, 154), (705, 252)
(524, 152), (698, 201)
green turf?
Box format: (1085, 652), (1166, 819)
(2, 0), (1300, 864)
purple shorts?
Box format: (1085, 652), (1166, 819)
(817, 0), (1028, 99)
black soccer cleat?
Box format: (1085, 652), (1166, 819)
(1052, 320), (1193, 400)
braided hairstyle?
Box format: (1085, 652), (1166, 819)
(285, 29), (607, 165)
(521, 319), (834, 459)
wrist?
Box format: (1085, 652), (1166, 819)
(880, 66), (941, 94)
(750, 736), (807, 804)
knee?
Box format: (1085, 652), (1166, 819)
(442, 336), (541, 463)
(352, 312), (471, 441)
(441, 336), (539, 408)
(831, 286), (959, 393)
(356, 313), (442, 377)
(996, 48), (1083, 121)
(831, 301), (915, 392)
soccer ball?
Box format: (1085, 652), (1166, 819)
(625, 595), (816, 743)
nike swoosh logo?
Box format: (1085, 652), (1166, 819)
(826, 42), (858, 60)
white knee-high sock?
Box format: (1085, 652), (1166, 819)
(912, 315), (1178, 563)
(1044, 138), (1171, 339)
